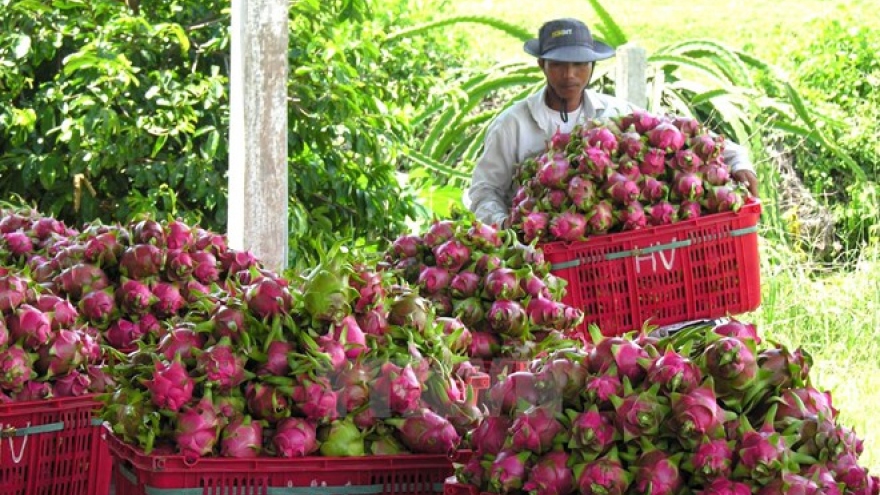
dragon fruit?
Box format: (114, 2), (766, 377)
(175, 395), (220, 460)
(618, 130), (645, 158)
(0, 345), (34, 392)
(467, 220), (502, 249)
(687, 438), (736, 484)
(151, 281), (186, 318)
(471, 416), (512, 456)
(372, 362), (421, 416)
(119, 244), (164, 280)
(549, 210), (588, 241)
(488, 450), (532, 493)
(670, 148), (703, 173)
(2, 231), (34, 257)
(633, 450), (684, 495)
(33, 294), (78, 330)
(537, 153), (572, 189)
(220, 415), (263, 458)
(145, 357), (194, 412)
(757, 473), (821, 495)
(696, 478), (752, 495)
(508, 404), (565, 454)
(678, 199), (703, 220)
(197, 337), (248, 392)
(584, 126), (619, 153)
(705, 185), (745, 213)
(577, 147), (613, 180)
(583, 373), (623, 408)
(646, 349), (702, 395)
(673, 171), (705, 201)
(702, 161), (731, 186)
(15, 380), (53, 401)
(164, 219), (194, 250)
(618, 202), (647, 231)
(574, 453), (632, 495)
(292, 375), (340, 422)
(0, 273), (27, 312)
(35, 328), (85, 377)
(53, 370), (91, 397)
(639, 176), (669, 203)
(567, 175), (597, 210)
(617, 108), (661, 134)
(418, 266), (452, 295)
(116, 279), (155, 316)
(131, 219), (166, 246)
(733, 426), (789, 484)
(488, 371), (540, 415)
(523, 450), (574, 495)
(433, 239), (472, 273)
(245, 382), (291, 424)
(605, 172), (641, 205)
(589, 336), (649, 384)
(569, 407), (618, 456)
(540, 189), (570, 211)
(8, 304), (52, 348)
(702, 336), (758, 392)
(78, 289), (117, 327)
(670, 384), (731, 446)
(586, 200), (614, 234)
(611, 386), (671, 441)
(386, 408), (460, 455)
(273, 417), (319, 457)
(648, 121), (686, 153)
(245, 276), (292, 319)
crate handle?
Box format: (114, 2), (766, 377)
(0, 421), (64, 438)
(549, 224), (758, 271)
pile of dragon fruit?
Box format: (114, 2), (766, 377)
(0, 208), (484, 459)
(382, 218), (585, 364)
(509, 110), (751, 244)
(454, 320), (879, 494)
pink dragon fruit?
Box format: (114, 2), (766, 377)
(605, 172), (641, 206)
(197, 337), (248, 392)
(619, 130), (645, 158)
(617, 109), (661, 134)
(0, 273), (28, 313)
(487, 299), (529, 336)
(175, 395), (220, 460)
(131, 218), (166, 246)
(78, 289), (117, 327)
(292, 376), (340, 422)
(15, 380), (53, 401)
(733, 427), (789, 484)
(589, 336), (649, 384)
(520, 211), (550, 244)
(639, 176), (669, 203)
(245, 382), (291, 424)
(158, 326), (206, 361)
(574, 452), (632, 495)
(702, 161), (731, 186)
(220, 415), (263, 458)
(471, 416), (512, 456)
(756, 473), (821, 495)
(569, 407), (618, 455)
(537, 153), (572, 189)
(702, 336), (759, 391)
(418, 266), (452, 295)
(258, 340), (294, 376)
(618, 202), (647, 231)
(467, 220), (502, 249)
(448, 270), (480, 299)
(687, 438), (736, 484)
(648, 122), (686, 153)
(190, 250), (220, 284)
(584, 126), (619, 153)
(508, 404), (565, 454)
(638, 147), (668, 177)
(53, 370), (91, 397)
(273, 417), (319, 457)
(633, 450), (684, 495)
(704, 185), (745, 213)
(673, 171), (705, 201)
(422, 219), (457, 248)
(164, 249), (194, 282)
(673, 115), (701, 136)
(567, 176), (597, 210)
(373, 362), (421, 415)
(468, 331), (501, 359)
(33, 294), (78, 331)
(774, 387), (837, 421)
(586, 200), (614, 234)
(678, 199), (703, 220)
(646, 349), (702, 394)
(539, 189), (570, 211)
(331, 315), (367, 359)
(245, 276), (292, 319)
(119, 244), (165, 280)
(670, 384), (731, 445)
(549, 210), (587, 241)
(0, 345), (34, 392)
(482, 267), (522, 300)
(583, 373), (623, 408)
(385, 409), (460, 455)
(576, 147), (613, 180)
(611, 386), (671, 441)
(690, 132), (723, 161)
(8, 304), (52, 348)
(164, 219), (194, 250)
(670, 148), (703, 173)
(714, 319), (762, 344)
(2, 231), (34, 257)
(432, 239), (471, 273)
(523, 450), (574, 495)
(488, 450), (532, 493)
(35, 328), (85, 377)
(616, 155), (642, 182)
(757, 344), (811, 390)
(116, 279), (155, 316)
(697, 478), (752, 495)
(145, 357), (194, 412)
(391, 234), (423, 259)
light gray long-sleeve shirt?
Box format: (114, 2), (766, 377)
(464, 86), (755, 227)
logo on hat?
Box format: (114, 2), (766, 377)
(551, 29), (573, 38)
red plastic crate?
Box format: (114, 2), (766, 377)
(540, 201), (762, 338)
(108, 427), (466, 495)
(443, 477), (485, 495)
(0, 395), (111, 495)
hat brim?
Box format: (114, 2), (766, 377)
(524, 39), (615, 63)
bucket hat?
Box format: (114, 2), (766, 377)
(523, 18), (615, 63)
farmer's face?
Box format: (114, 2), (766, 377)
(540, 60), (593, 108)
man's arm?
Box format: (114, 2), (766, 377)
(466, 121), (519, 227)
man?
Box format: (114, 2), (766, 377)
(465, 18), (759, 227)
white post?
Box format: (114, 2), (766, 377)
(228, 0), (289, 272)
(615, 43), (648, 109)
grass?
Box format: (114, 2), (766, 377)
(441, 0), (880, 475)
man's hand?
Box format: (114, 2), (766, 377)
(732, 169), (759, 197)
